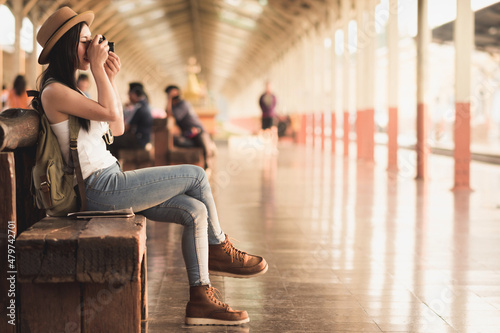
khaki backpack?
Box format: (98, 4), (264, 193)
(29, 89), (87, 216)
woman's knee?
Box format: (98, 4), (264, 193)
(190, 165), (207, 181)
(188, 165), (211, 190)
(183, 199), (208, 228)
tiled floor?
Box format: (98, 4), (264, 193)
(142, 137), (500, 333)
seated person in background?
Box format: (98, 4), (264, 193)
(77, 73), (91, 98)
(108, 82), (153, 157)
(1, 84), (8, 109)
(165, 85), (215, 170)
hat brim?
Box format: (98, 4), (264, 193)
(38, 11), (94, 65)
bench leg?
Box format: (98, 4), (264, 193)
(141, 249), (148, 321)
(20, 282), (81, 333)
(82, 280), (141, 333)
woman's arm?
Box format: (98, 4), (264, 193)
(42, 82), (120, 123)
(104, 51), (124, 135)
(41, 36), (124, 135)
(165, 93), (173, 117)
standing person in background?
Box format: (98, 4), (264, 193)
(77, 73), (91, 98)
(6, 75), (30, 109)
(165, 84), (216, 170)
(108, 82), (153, 157)
(259, 80), (278, 153)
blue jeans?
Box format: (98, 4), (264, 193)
(84, 162), (225, 286)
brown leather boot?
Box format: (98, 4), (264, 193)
(185, 285), (249, 326)
(209, 234), (268, 278)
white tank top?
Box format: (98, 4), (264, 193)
(50, 120), (117, 180)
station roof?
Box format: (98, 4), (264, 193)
(432, 2), (500, 53)
(7, 0), (335, 97)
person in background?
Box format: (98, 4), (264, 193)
(77, 73), (91, 98)
(36, 6), (267, 326)
(6, 75), (30, 109)
(1, 84), (9, 109)
(165, 84), (215, 170)
(108, 82), (153, 157)
(258, 80), (278, 153)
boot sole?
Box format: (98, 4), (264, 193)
(209, 263), (268, 278)
(185, 317), (250, 326)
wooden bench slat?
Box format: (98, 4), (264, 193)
(17, 215), (147, 284)
(17, 218), (87, 283)
(77, 215), (147, 283)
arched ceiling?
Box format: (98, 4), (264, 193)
(8, 0), (338, 99)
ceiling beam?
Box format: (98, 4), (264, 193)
(189, 0), (206, 84)
(22, 0), (38, 17)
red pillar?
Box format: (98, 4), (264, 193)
(311, 113), (316, 147)
(453, 0), (473, 190)
(416, 103), (429, 179)
(416, 0), (430, 180)
(356, 110), (363, 159)
(343, 111), (349, 156)
(454, 103), (471, 189)
(331, 112), (336, 153)
(387, 0), (399, 171)
(321, 112), (325, 150)
(366, 108), (375, 161)
(299, 113), (307, 144)
(387, 107), (398, 170)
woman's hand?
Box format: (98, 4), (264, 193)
(87, 35), (109, 70)
(105, 52), (121, 82)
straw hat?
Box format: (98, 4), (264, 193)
(37, 7), (94, 65)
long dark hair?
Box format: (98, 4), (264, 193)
(13, 75), (26, 96)
(39, 22), (90, 131)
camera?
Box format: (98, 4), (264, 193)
(98, 36), (115, 53)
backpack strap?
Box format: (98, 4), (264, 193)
(27, 90), (41, 111)
(69, 116), (87, 211)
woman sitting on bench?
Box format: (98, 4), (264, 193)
(35, 6), (267, 326)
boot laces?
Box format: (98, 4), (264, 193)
(206, 286), (226, 307)
(222, 237), (247, 262)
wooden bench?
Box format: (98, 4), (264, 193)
(16, 215), (147, 333)
(0, 109), (148, 333)
(118, 143), (155, 171)
(153, 117), (205, 168)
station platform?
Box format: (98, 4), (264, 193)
(142, 137), (500, 332)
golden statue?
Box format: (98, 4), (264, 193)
(184, 56), (205, 105)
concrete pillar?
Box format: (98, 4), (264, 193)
(312, 30), (320, 147)
(387, 0), (399, 171)
(342, 0), (351, 156)
(365, 0), (375, 162)
(305, 32), (314, 145)
(28, 10), (39, 90)
(356, 0), (365, 160)
(13, 0), (24, 75)
(288, 47), (294, 116)
(300, 35), (310, 144)
(453, 0), (473, 190)
(0, 45), (3, 93)
(291, 43), (303, 143)
(319, 28), (327, 150)
(331, 24), (338, 153)
(416, 0), (430, 180)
